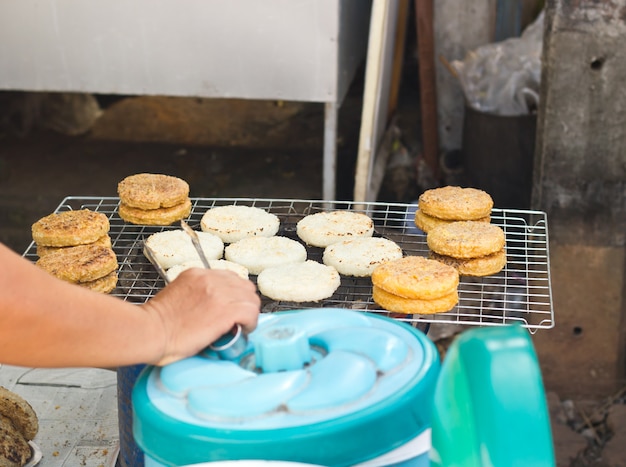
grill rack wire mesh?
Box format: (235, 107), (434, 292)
(24, 197), (554, 333)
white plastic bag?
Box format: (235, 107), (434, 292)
(451, 11), (544, 116)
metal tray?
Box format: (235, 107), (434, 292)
(23, 197), (554, 333)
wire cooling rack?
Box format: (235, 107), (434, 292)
(23, 197), (554, 333)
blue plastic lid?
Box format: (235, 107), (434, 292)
(133, 309), (439, 466)
(429, 325), (555, 467)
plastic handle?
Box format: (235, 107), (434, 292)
(209, 324), (247, 360)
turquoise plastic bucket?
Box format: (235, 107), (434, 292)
(133, 309), (439, 467)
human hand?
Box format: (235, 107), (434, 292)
(141, 268), (260, 366)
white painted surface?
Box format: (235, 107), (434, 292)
(0, 0), (372, 201)
(353, 0), (400, 203)
(0, 0), (370, 103)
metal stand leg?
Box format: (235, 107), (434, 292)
(323, 101), (338, 201)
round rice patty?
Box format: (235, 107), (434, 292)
(427, 221), (505, 259)
(0, 386), (39, 441)
(323, 237), (403, 277)
(371, 255), (459, 300)
(224, 236), (306, 275)
(0, 415), (31, 467)
(200, 205), (280, 243)
(36, 244), (118, 283)
(78, 270), (119, 294)
(117, 173), (190, 209)
(144, 229), (224, 269)
(166, 259), (249, 282)
(296, 211), (374, 248)
(414, 208), (490, 233)
(37, 234), (112, 258)
(418, 186), (493, 220)
(257, 260), (340, 302)
(118, 198), (192, 226)
(32, 209), (110, 247)
(429, 248), (507, 277)
(373, 285), (458, 315)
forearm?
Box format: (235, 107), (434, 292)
(0, 244), (165, 368)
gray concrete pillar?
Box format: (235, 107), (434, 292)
(532, 0), (626, 398)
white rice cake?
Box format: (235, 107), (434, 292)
(323, 237), (403, 277)
(166, 259), (249, 282)
(224, 236), (306, 275)
(257, 260), (341, 302)
(296, 211), (374, 248)
(200, 205), (280, 243)
(144, 229), (224, 269)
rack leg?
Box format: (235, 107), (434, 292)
(323, 101), (338, 201)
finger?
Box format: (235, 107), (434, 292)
(230, 301), (261, 334)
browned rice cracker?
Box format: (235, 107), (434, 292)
(418, 186), (493, 221)
(117, 173), (190, 210)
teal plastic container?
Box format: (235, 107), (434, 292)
(430, 325), (555, 467)
(132, 309), (439, 467)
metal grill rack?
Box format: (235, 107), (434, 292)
(24, 197), (554, 333)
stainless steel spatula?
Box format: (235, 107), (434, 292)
(180, 220), (248, 360)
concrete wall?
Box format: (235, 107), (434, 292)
(532, 0), (626, 398)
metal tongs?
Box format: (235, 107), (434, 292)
(142, 221), (248, 360)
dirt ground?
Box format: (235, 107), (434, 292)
(0, 60), (624, 465)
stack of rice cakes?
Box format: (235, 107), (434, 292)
(32, 209), (118, 293)
(414, 185), (493, 233)
(427, 221), (507, 277)
(371, 256), (460, 314)
(117, 173), (192, 226)
(418, 186), (507, 277)
(0, 386), (39, 467)
(370, 186), (508, 316)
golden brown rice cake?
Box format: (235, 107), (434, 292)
(118, 198), (192, 226)
(414, 208), (490, 233)
(0, 386), (38, 441)
(36, 244), (118, 283)
(36, 234), (112, 258)
(418, 186), (493, 221)
(371, 255), (459, 300)
(117, 173), (190, 210)
(427, 221), (505, 259)
(429, 248), (507, 277)
(77, 270), (119, 294)
(0, 415), (31, 467)
(31, 209), (110, 247)
(372, 285), (458, 315)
